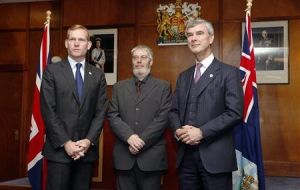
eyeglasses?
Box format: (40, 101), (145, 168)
(132, 55), (149, 61)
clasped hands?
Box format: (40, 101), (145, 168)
(64, 139), (91, 160)
(127, 134), (145, 155)
(176, 125), (203, 145)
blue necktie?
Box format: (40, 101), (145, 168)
(75, 63), (83, 102)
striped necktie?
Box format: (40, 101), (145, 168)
(194, 62), (202, 83)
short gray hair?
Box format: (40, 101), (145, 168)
(131, 44), (153, 60)
(185, 18), (214, 36)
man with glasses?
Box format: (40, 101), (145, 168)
(41, 24), (108, 190)
(108, 44), (171, 190)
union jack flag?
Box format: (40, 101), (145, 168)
(232, 12), (265, 190)
(27, 19), (50, 190)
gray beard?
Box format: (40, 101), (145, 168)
(133, 67), (151, 80)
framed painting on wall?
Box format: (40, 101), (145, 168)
(88, 29), (118, 85)
(243, 20), (289, 84)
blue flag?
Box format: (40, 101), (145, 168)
(233, 12), (265, 190)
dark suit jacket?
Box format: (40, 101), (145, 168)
(169, 58), (243, 174)
(41, 60), (108, 163)
(108, 75), (171, 171)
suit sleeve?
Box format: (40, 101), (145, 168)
(107, 84), (135, 143)
(201, 67), (243, 143)
(85, 71), (108, 144)
(139, 82), (172, 150)
(40, 66), (69, 149)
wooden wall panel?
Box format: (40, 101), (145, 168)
(63, 0), (135, 27)
(221, 22), (241, 67)
(29, 1), (61, 29)
(199, 0), (219, 21)
(0, 32), (27, 65)
(0, 4), (28, 30)
(0, 72), (23, 180)
(223, 0), (300, 21)
(260, 19), (300, 176)
(117, 27), (136, 81)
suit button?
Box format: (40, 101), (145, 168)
(136, 108), (140, 111)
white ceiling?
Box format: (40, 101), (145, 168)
(0, 0), (54, 3)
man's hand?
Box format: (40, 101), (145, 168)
(177, 125), (203, 145)
(129, 146), (139, 155)
(64, 140), (84, 160)
(127, 134), (145, 154)
(76, 139), (91, 153)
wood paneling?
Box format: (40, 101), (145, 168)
(260, 19), (300, 176)
(0, 72), (23, 180)
(223, 0), (300, 20)
(63, 0), (135, 27)
(199, 0), (219, 21)
(221, 22), (241, 67)
(29, 1), (61, 29)
(0, 32), (27, 65)
(0, 4), (28, 30)
(117, 27), (135, 81)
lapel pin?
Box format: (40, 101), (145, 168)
(209, 74), (214, 78)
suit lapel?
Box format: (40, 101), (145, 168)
(61, 60), (80, 105)
(195, 58), (219, 97)
(137, 75), (156, 104)
(80, 63), (93, 107)
(125, 78), (138, 101)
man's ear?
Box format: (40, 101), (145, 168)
(149, 60), (153, 66)
(209, 35), (214, 45)
(65, 39), (68, 48)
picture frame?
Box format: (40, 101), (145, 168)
(88, 28), (118, 85)
(243, 20), (289, 84)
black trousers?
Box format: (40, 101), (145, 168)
(47, 160), (93, 190)
(179, 147), (232, 190)
(116, 162), (162, 190)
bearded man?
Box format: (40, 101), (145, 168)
(108, 44), (172, 190)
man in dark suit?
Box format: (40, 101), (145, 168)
(41, 24), (108, 190)
(169, 19), (244, 190)
(108, 45), (171, 190)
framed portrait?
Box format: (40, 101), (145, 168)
(243, 20), (289, 84)
(88, 29), (118, 85)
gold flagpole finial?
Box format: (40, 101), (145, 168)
(45, 10), (52, 24)
(245, 0), (253, 15)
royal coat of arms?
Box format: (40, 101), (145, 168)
(156, 0), (201, 46)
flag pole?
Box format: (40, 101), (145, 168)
(42, 10), (51, 190)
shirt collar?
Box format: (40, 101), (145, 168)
(68, 56), (85, 70)
(134, 74), (150, 84)
(196, 53), (214, 69)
